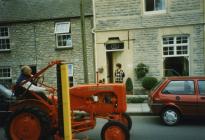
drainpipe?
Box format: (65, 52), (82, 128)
(92, 0), (97, 83)
(203, 0), (205, 73)
(80, 0), (89, 83)
(33, 25), (38, 67)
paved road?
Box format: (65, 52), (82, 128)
(76, 116), (205, 140)
(1, 116), (205, 140)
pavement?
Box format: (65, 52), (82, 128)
(126, 103), (152, 116)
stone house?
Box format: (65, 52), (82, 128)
(93, 0), (205, 93)
(0, 0), (95, 88)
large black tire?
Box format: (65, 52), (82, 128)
(160, 107), (181, 126)
(121, 113), (132, 131)
(101, 121), (130, 140)
(5, 107), (52, 140)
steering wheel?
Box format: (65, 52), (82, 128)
(32, 75), (45, 86)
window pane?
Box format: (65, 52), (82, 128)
(163, 46), (174, 56)
(145, 0), (165, 11)
(0, 27), (10, 50)
(169, 51), (174, 55)
(145, 0), (154, 11)
(57, 34), (72, 47)
(55, 22), (70, 34)
(182, 37), (188, 43)
(0, 39), (10, 50)
(162, 81), (194, 95)
(68, 64), (73, 77)
(155, 0), (165, 10)
(0, 67), (12, 88)
(177, 46), (188, 55)
(0, 67), (11, 78)
(163, 37), (174, 45)
(0, 27), (9, 37)
(198, 81), (205, 95)
(177, 36), (188, 44)
(68, 64), (74, 87)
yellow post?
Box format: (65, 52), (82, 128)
(60, 64), (72, 140)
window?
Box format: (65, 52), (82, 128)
(198, 81), (205, 95)
(0, 27), (10, 51)
(144, 0), (166, 13)
(162, 80), (194, 95)
(68, 64), (74, 87)
(55, 22), (72, 48)
(163, 35), (189, 57)
(0, 67), (12, 88)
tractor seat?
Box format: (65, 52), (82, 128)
(0, 84), (15, 100)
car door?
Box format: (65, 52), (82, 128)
(197, 80), (205, 116)
(161, 80), (197, 115)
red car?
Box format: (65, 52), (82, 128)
(148, 76), (205, 126)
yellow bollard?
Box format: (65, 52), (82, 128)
(60, 64), (72, 140)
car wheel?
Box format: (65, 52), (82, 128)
(161, 108), (180, 126)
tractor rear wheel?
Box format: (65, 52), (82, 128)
(5, 107), (52, 140)
(101, 121), (130, 140)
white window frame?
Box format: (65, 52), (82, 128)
(0, 67), (12, 87)
(68, 64), (73, 77)
(0, 27), (10, 51)
(55, 22), (72, 49)
(162, 35), (189, 58)
(68, 64), (75, 86)
(143, 0), (166, 15)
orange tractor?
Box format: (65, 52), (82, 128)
(0, 61), (132, 140)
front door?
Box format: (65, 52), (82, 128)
(106, 52), (113, 83)
(197, 80), (205, 116)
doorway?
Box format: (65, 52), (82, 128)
(106, 52), (113, 83)
(164, 57), (189, 76)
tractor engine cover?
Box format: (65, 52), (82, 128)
(70, 83), (127, 114)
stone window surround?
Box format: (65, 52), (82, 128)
(55, 22), (72, 49)
(162, 35), (189, 57)
(0, 26), (10, 52)
(143, 0), (167, 15)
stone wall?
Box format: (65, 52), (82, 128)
(94, 0), (205, 93)
(132, 25), (205, 91)
(0, 17), (95, 87)
(95, 0), (203, 31)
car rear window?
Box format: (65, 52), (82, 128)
(162, 80), (195, 95)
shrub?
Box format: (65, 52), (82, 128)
(126, 97), (146, 103)
(135, 63), (149, 79)
(125, 77), (133, 94)
(142, 77), (158, 90)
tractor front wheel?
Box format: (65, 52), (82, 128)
(101, 121), (130, 140)
(5, 107), (52, 140)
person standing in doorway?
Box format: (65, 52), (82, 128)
(115, 63), (125, 83)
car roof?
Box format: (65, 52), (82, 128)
(166, 76), (205, 80)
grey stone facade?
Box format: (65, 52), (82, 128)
(0, 17), (95, 86)
(95, 0), (203, 30)
(94, 0), (205, 92)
